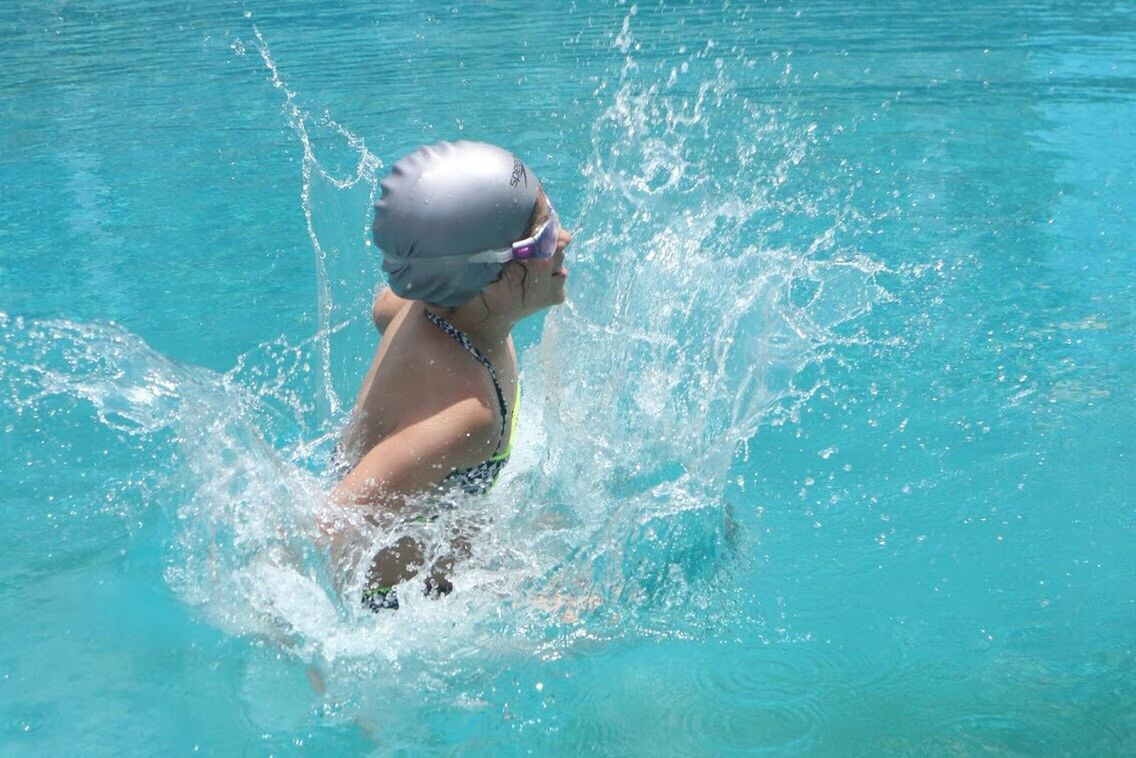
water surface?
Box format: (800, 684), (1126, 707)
(2, 0), (1134, 753)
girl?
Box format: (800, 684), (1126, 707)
(330, 140), (571, 609)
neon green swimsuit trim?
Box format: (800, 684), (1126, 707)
(489, 382), (521, 463)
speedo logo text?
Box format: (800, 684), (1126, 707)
(509, 158), (528, 188)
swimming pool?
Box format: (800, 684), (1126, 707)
(2, 0), (1133, 752)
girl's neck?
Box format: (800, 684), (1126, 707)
(425, 301), (515, 354)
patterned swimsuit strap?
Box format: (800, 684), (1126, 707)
(424, 309), (509, 450)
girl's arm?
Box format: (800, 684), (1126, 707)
(331, 398), (497, 511)
(327, 400), (499, 593)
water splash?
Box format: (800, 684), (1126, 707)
(513, 20), (890, 635)
(0, 9), (890, 731)
(0, 314), (327, 641)
(246, 26), (383, 420)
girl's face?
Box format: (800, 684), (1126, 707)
(499, 189), (572, 315)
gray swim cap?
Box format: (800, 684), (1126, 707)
(374, 140), (540, 307)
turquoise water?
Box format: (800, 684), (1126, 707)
(2, 0), (1134, 753)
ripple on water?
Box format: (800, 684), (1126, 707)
(549, 676), (626, 754)
(931, 707), (1084, 755)
(920, 649), (1136, 754)
(683, 642), (842, 753)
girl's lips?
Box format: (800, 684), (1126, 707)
(553, 265), (568, 278)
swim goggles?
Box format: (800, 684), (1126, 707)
(466, 203), (560, 264)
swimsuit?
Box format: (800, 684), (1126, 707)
(424, 310), (519, 495)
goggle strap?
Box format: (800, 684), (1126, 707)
(383, 248), (513, 264)
(383, 206), (558, 266)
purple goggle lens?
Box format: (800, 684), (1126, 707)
(467, 204), (560, 264)
(510, 207), (560, 260)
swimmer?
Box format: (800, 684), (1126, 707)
(327, 140), (572, 610)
